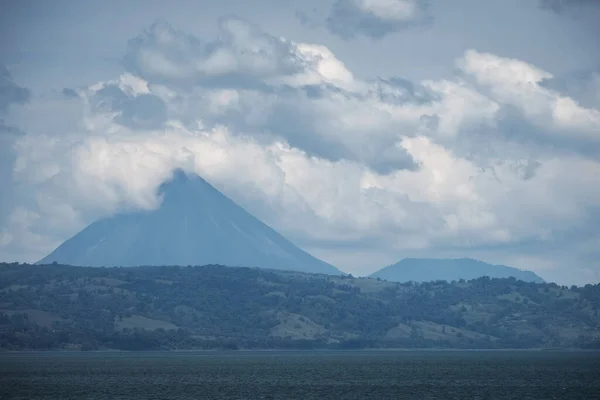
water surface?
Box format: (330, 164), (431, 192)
(2, 350), (599, 399)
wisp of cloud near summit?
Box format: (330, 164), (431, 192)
(0, 0), (599, 285)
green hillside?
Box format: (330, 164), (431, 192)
(1, 263), (599, 350)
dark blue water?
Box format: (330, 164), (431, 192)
(2, 350), (599, 399)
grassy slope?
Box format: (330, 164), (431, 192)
(0, 263), (599, 350)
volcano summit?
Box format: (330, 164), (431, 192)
(38, 170), (342, 275)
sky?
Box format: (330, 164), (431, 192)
(0, 0), (599, 285)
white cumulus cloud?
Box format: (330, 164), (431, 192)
(1, 20), (599, 285)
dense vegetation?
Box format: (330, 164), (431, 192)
(1, 263), (599, 351)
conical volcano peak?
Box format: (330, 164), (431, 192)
(159, 169), (204, 192)
(38, 170), (342, 275)
(157, 169), (221, 207)
(169, 168), (192, 183)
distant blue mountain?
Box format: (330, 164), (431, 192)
(38, 169), (342, 275)
(370, 258), (544, 283)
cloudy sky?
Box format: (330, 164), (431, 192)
(1, 0), (599, 284)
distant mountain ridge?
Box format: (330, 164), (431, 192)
(38, 169), (342, 275)
(370, 258), (544, 283)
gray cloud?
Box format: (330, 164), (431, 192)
(371, 77), (440, 104)
(90, 84), (167, 130)
(464, 103), (600, 163)
(204, 75), (434, 173)
(122, 17), (303, 90)
(326, 0), (432, 40)
(0, 66), (28, 229)
(539, 0), (600, 13)
(115, 93), (167, 130)
(0, 65), (30, 113)
(119, 20), (429, 172)
(539, 68), (600, 110)
(0, 122), (23, 228)
(0, 145), (15, 228)
(61, 88), (79, 98)
(0, 120), (24, 137)
(197, 85), (419, 173)
(295, 9), (321, 29)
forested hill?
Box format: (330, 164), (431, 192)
(1, 263), (599, 351)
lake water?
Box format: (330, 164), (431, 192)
(1, 351), (599, 399)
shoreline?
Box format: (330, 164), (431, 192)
(2, 347), (599, 354)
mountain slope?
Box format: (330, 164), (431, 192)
(38, 169), (342, 275)
(370, 258), (544, 283)
(1, 263), (599, 350)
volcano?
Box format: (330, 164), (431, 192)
(370, 258), (544, 283)
(38, 170), (342, 275)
